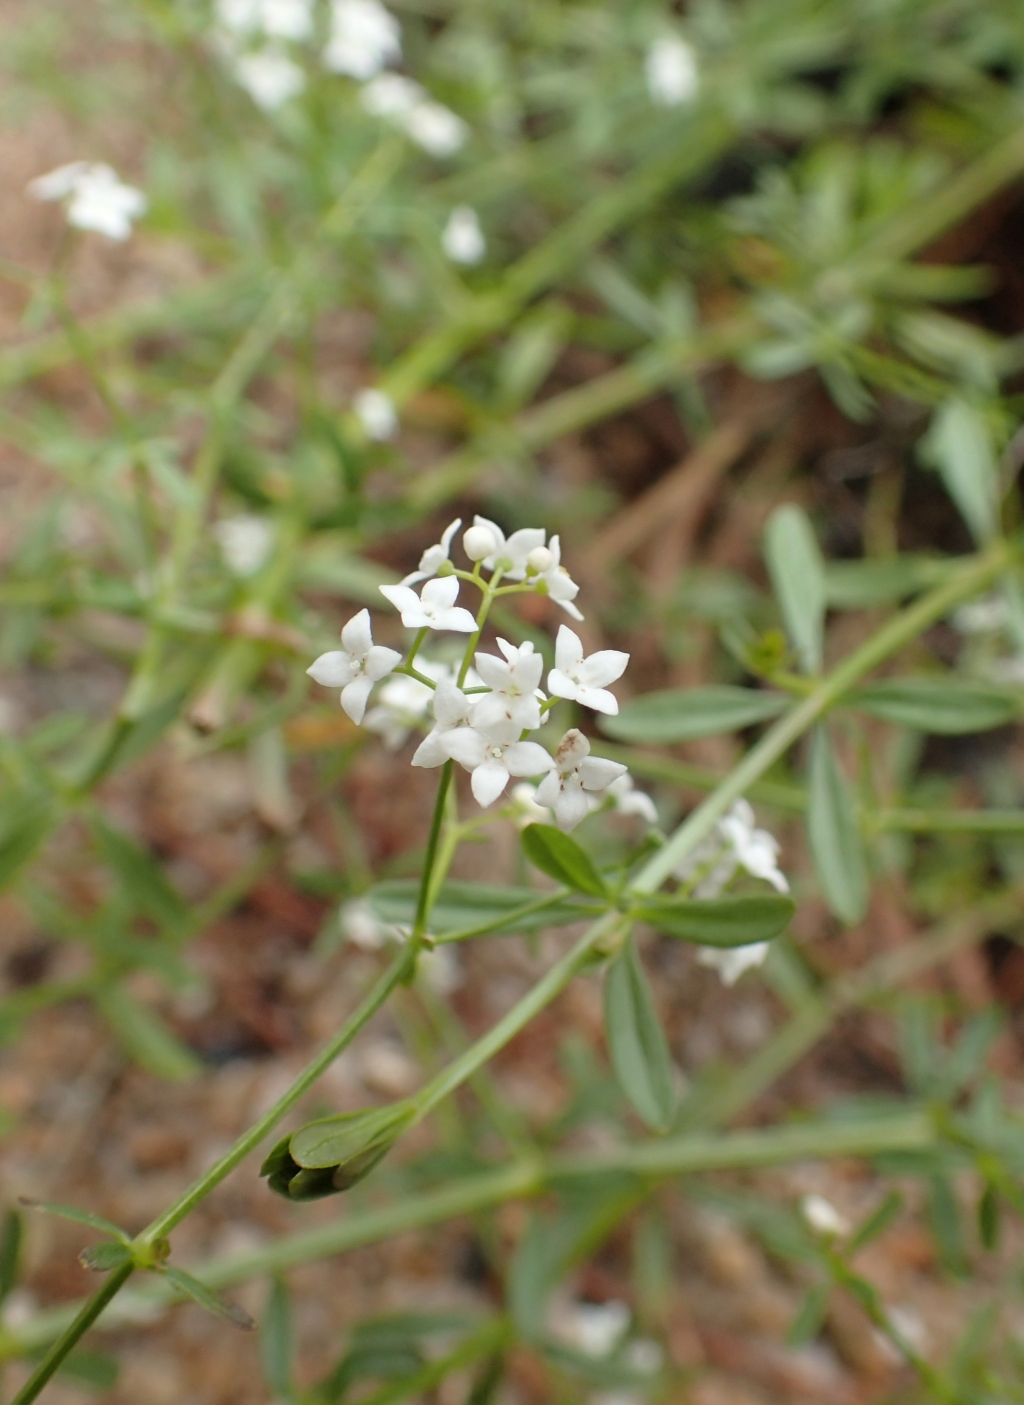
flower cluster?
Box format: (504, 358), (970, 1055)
(28, 162), (147, 241)
(674, 799), (789, 984)
(308, 518), (652, 829)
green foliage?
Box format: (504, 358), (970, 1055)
(633, 893), (795, 946)
(806, 724), (868, 923)
(520, 824), (608, 899)
(603, 935), (677, 1132)
(601, 686), (788, 743)
(763, 505), (826, 674)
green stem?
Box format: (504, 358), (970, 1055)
(9, 1261), (134, 1405)
(413, 762), (453, 940)
(433, 888), (584, 944)
(632, 538), (1016, 893)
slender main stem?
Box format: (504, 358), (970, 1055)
(9, 1262), (134, 1405)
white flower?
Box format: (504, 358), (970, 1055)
(644, 36), (699, 106)
(411, 678), (474, 767)
(528, 534), (583, 620)
(232, 49), (306, 108)
(463, 523), (497, 561)
(471, 639), (544, 733)
(353, 387), (398, 440)
(444, 724), (553, 808)
(379, 577), (477, 633)
(418, 943), (462, 994)
(307, 609), (402, 723)
(508, 782), (552, 827)
(952, 595), (1007, 635)
(553, 1299), (630, 1357)
(401, 518), (461, 586)
(605, 773), (658, 825)
(340, 897), (385, 950)
(442, 206), (485, 265)
(213, 514), (274, 577)
(697, 941), (770, 986)
(534, 729), (626, 832)
(719, 800), (789, 893)
(324, 0), (401, 77)
(29, 162), (147, 241)
(363, 667), (437, 748)
(472, 515), (545, 579)
(216, 0), (314, 39)
(406, 102), (468, 157)
(547, 626), (628, 715)
(359, 72), (424, 118)
(801, 1194), (850, 1237)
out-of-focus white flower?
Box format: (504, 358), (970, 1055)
(418, 943), (463, 994)
(401, 518), (461, 586)
(363, 665), (441, 748)
(509, 782), (552, 827)
(359, 1038), (419, 1095)
(379, 577), (478, 633)
(625, 1339), (663, 1374)
(548, 625), (629, 716)
(29, 162), (147, 241)
(473, 515), (545, 579)
(472, 639), (544, 733)
(552, 1299), (631, 1357)
(359, 72), (424, 117)
(324, 0), (401, 77)
(801, 1193), (850, 1237)
(217, 0), (314, 39)
(442, 206), (485, 264)
(232, 48), (306, 108)
(535, 729), (626, 832)
(697, 941), (770, 985)
(340, 896), (385, 950)
(720, 799), (789, 893)
(406, 101), (468, 156)
(412, 678), (474, 768)
(952, 595), (1007, 635)
(988, 655), (1024, 684)
(644, 36), (699, 106)
(353, 386), (398, 440)
(213, 514), (275, 577)
(605, 773), (658, 824)
(307, 609), (402, 723)
(528, 534), (583, 620)
(359, 76), (467, 156)
(444, 725), (554, 808)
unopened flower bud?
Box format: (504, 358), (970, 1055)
(261, 1103), (415, 1200)
(526, 545), (553, 575)
(463, 524), (497, 561)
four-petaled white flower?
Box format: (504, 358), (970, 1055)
(442, 206), (485, 265)
(379, 577), (477, 632)
(472, 515), (545, 579)
(697, 941), (770, 986)
(645, 36), (699, 106)
(547, 626), (628, 715)
(528, 534), (583, 620)
(324, 0), (401, 77)
(604, 773), (658, 824)
(401, 518), (461, 586)
(719, 800), (789, 893)
(353, 387), (398, 440)
(29, 162), (147, 241)
(471, 639), (543, 733)
(411, 679), (474, 768)
(535, 729), (626, 832)
(444, 727), (554, 808)
(307, 609), (402, 723)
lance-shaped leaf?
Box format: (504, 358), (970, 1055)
(521, 825), (608, 899)
(764, 505), (825, 674)
(849, 677), (1018, 734)
(918, 398), (999, 544)
(92, 818), (190, 937)
(604, 935), (677, 1132)
(260, 1278), (293, 1398)
(163, 1266), (255, 1330)
(263, 1103), (416, 1200)
(807, 725), (867, 924)
(79, 1241), (133, 1273)
(368, 880), (594, 938)
(0, 1209), (21, 1306)
(633, 893), (795, 947)
(20, 1200), (130, 1244)
(601, 686), (788, 743)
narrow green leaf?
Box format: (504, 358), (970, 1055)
(850, 677), (1018, 734)
(521, 825), (607, 899)
(918, 398), (999, 544)
(604, 935), (677, 1132)
(807, 725), (867, 924)
(260, 1278), (293, 1397)
(600, 686), (787, 743)
(786, 1283), (830, 1347)
(847, 1191), (902, 1256)
(0, 801), (52, 892)
(764, 504), (825, 674)
(163, 1266), (254, 1330)
(92, 820), (190, 937)
(978, 1182), (1000, 1252)
(0, 1209), (22, 1305)
(54, 1349), (120, 1391)
(927, 1175), (967, 1275)
(633, 894), (794, 947)
(824, 555), (949, 608)
(368, 880), (593, 937)
(20, 1200), (130, 1244)
(79, 1241), (133, 1272)
(96, 984), (202, 1082)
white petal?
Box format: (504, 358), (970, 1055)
(534, 771), (561, 807)
(379, 583), (420, 615)
(554, 728), (590, 770)
(579, 757), (627, 791)
(554, 597), (585, 622)
(341, 608), (373, 657)
(439, 518), (461, 550)
(547, 668), (578, 701)
(435, 607), (478, 633)
(504, 741), (554, 777)
(578, 649), (629, 689)
(442, 727), (488, 770)
(698, 942), (769, 986)
(473, 515), (506, 556)
(365, 645), (402, 680)
(421, 576), (460, 609)
(501, 527), (546, 578)
(341, 674), (375, 724)
(554, 625), (584, 675)
(411, 730), (450, 768)
(575, 685), (618, 715)
(471, 760), (510, 807)
(307, 651), (358, 687)
(554, 785), (591, 832)
(474, 653), (512, 691)
(432, 679), (470, 727)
